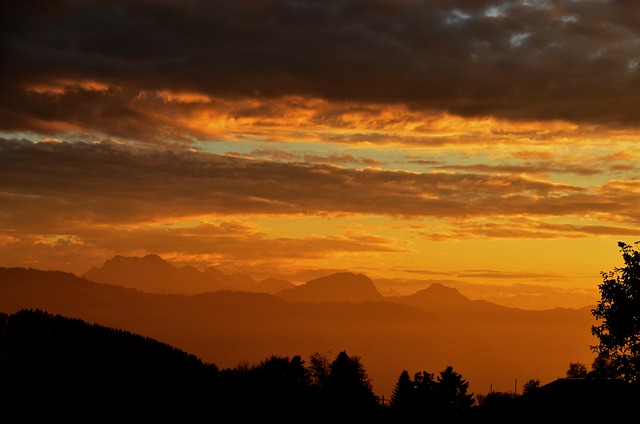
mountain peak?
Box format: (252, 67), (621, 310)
(276, 272), (382, 303)
(83, 255), (290, 295)
(425, 282), (465, 296)
(411, 283), (470, 303)
(82, 254), (227, 295)
(306, 272), (376, 289)
(143, 253), (166, 263)
(102, 253), (172, 269)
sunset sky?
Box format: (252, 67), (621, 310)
(2, 0), (639, 308)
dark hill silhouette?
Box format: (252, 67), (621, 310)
(0, 308), (215, 420)
(276, 272), (383, 303)
(83, 254), (295, 295)
(0, 267), (597, 399)
(474, 378), (640, 421)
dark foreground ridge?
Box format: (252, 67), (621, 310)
(0, 309), (215, 421)
(474, 377), (640, 422)
(2, 309), (640, 423)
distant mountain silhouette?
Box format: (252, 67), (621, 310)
(83, 254), (226, 294)
(203, 266), (296, 293)
(258, 276), (298, 292)
(0, 267), (597, 399)
(386, 282), (592, 328)
(83, 254), (295, 295)
(395, 283), (473, 309)
(276, 272), (383, 303)
(387, 283), (507, 315)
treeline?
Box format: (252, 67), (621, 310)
(0, 308), (610, 422)
(0, 309), (483, 421)
(210, 351), (478, 422)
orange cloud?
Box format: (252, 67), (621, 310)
(3, 139), (637, 230)
(25, 79), (112, 95)
(153, 90), (212, 104)
(4, 0), (640, 309)
(0, 218), (405, 275)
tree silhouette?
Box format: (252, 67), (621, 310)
(307, 350), (331, 389)
(325, 350), (379, 417)
(589, 353), (616, 379)
(476, 390), (513, 406)
(436, 365), (475, 416)
(566, 362), (588, 378)
(591, 241), (640, 382)
(389, 370), (416, 417)
(522, 378), (540, 394)
(241, 354), (315, 419)
(389, 366), (474, 420)
(253, 354), (311, 389)
(414, 370), (439, 410)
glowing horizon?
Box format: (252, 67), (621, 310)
(2, 0), (640, 309)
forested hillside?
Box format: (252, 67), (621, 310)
(0, 309), (388, 422)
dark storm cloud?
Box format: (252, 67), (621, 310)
(2, 0), (640, 136)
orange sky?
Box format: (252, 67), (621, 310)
(1, 0), (639, 309)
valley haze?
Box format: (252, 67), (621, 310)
(0, 253), (599, 400)
(82, 254), (597, 311)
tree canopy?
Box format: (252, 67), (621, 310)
(389, 365), (474, 420)
(591, 241), (640, 382)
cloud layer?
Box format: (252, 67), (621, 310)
(3, 0), (640, 143)
(3, 138), (637, 226)
(1, 1), (638, 305)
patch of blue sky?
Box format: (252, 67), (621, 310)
(485, 0), (548, 19)
(445, 9), (472, 25)
(1, 131), (51, 143)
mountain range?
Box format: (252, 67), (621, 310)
(0, 254), (599, 399)
(83, 254), (295, 295)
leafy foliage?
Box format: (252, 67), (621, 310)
(566, 362), (588, 379)
(522, 378), (540, 394)
(591, 241), (640, 382)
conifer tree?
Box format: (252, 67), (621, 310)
(437, 366), (475, 414)
(390, 370), (415, 414)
